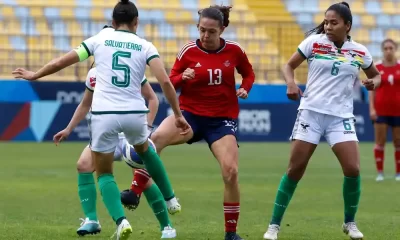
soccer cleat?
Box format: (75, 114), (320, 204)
(77, 218), (101, 236)
(225, 232), (244, 240)
(120, 189), (141, 211)
(112, 219), (132, 240)
(161, 225), (177, 239)
(375, 173), (384, 182)
(166, 197), (181, 215)
(342, 222), (364, 240)
(263, 224), (280, 240)
(395, 174), (400, 181)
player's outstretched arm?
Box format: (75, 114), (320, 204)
(148, 57), (182, 117)
(53, 89), (93, 145)
(12, 51), (80, 81)
(141, 81), (159, 126)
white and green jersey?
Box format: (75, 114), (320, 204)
(298, 34), (373, 118)
(75, 27), (158, 114)
(84, 67), (148, 92)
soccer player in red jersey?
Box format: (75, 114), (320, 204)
(122, 5), (255, 240)
(369, 39), (400, 182)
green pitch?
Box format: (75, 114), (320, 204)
(0, 142), (399, 240)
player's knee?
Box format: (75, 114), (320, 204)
(343, 163), (360, 177)
(221, 163), (239, 185)
(287, 158), (307, 181)
(77, 157), (94, 173)
(150, 131), (166, 153)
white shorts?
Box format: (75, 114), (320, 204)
(290, 109), (358, 147)
(89, 113), (149, 153)
(86, 134), (127, 161)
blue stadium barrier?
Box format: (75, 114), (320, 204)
(0, 81), (377, 142)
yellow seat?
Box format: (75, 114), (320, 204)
(0, 36), (10, 50)
(35, 20), (50, 35)
(351, 1), (365, 15)
(67, 21), (83, 38)
(145, 24), (158, 38)
(361, 15), (375, 27)
(165, 11), (193, 22)
(92, 0), (114, 8)
(174, 25), (189, 39)
(382, 2), (396, 15)
(247, 42), (260, 55)
(243, 12), (257, 23)
(30, 7), (43, 18)
(313, 13), (325, 25)
(352, 29), (370, 44)
(319, 0), (332, 12)
(165, 40), (179, 54)
(60, 8), (74, 19)
(386, 29), (400, 42)
(91, 8), (104, 20)
(1, 6), (15, 18)
(199, 0), (212, 9)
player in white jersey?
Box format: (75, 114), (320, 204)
(12, 1), (190, 239)
(52, 67), (176, 238)
(263, 2), (380, 240)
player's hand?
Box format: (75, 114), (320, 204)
(236, 88), (248, 99)
(174, 116), (191, 135)
(53, 129), (71, 146)
(362, 79), (375, 90)
(286, 82), (303, 101)
(370, 108), (377, 121)
(182, 68), (195, 81)
(12, 68), (37, 81)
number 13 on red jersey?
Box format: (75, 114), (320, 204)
(208, 68), (222, 85)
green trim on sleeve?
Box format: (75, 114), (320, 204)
(297, 48), (307, 59)
(141, 79), (148, 86)
(146, 55), (160, 65)
(85, 86), (94, 92)
(74, 43), (90, 62)
(81, 42), (91, 56)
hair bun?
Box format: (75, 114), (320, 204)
(121, 0), (129, 4)
(341, 1), (350, 9)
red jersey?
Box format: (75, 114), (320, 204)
(170, 39), (255, 118)
(375, 61), (400, 116)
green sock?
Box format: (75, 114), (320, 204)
(270, 174), (298, 226)
(343, 175), (361, 223)
(98, 174), (125, 223)
(144, 183), (172, 230)
(138, 147), (175, 200)
(78, 172), (98, 221)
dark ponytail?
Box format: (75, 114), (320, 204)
(306, 1), (352, 37)
(198, 5), (232, 28)
(112, 0), (138, 27)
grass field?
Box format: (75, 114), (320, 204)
(0, 142), (399, 240)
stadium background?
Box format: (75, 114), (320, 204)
(0, 0), (398, 142)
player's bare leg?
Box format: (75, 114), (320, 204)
(127, 115), (193, 213)
(264, 140), (316, 240)
(333, 141), (363, 240)
(210, 135), (242, 240)
(93, 151), (132, 239)
(392, 127), (400, 181)
(374, 123), (387, 181)
(76, 147), (101, 236)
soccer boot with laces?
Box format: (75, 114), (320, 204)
(120, 189), (141, 211)
(77, 218), (101, 236)
(161, 225), (177, 238)
(342, 222), (364, 240)
(263, 224), (280, 240)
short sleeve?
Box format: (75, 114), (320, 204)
(85, 68), (96, 92)
(141, 75), (148, 86)
(146, 43), (160, 65)
(361, 47), (373, 70)
(297, 35), (315, 59)
(74, 36), (96, 62)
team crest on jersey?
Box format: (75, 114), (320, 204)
(224, 60), (231, 67)
(90, 77), (96, 88)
